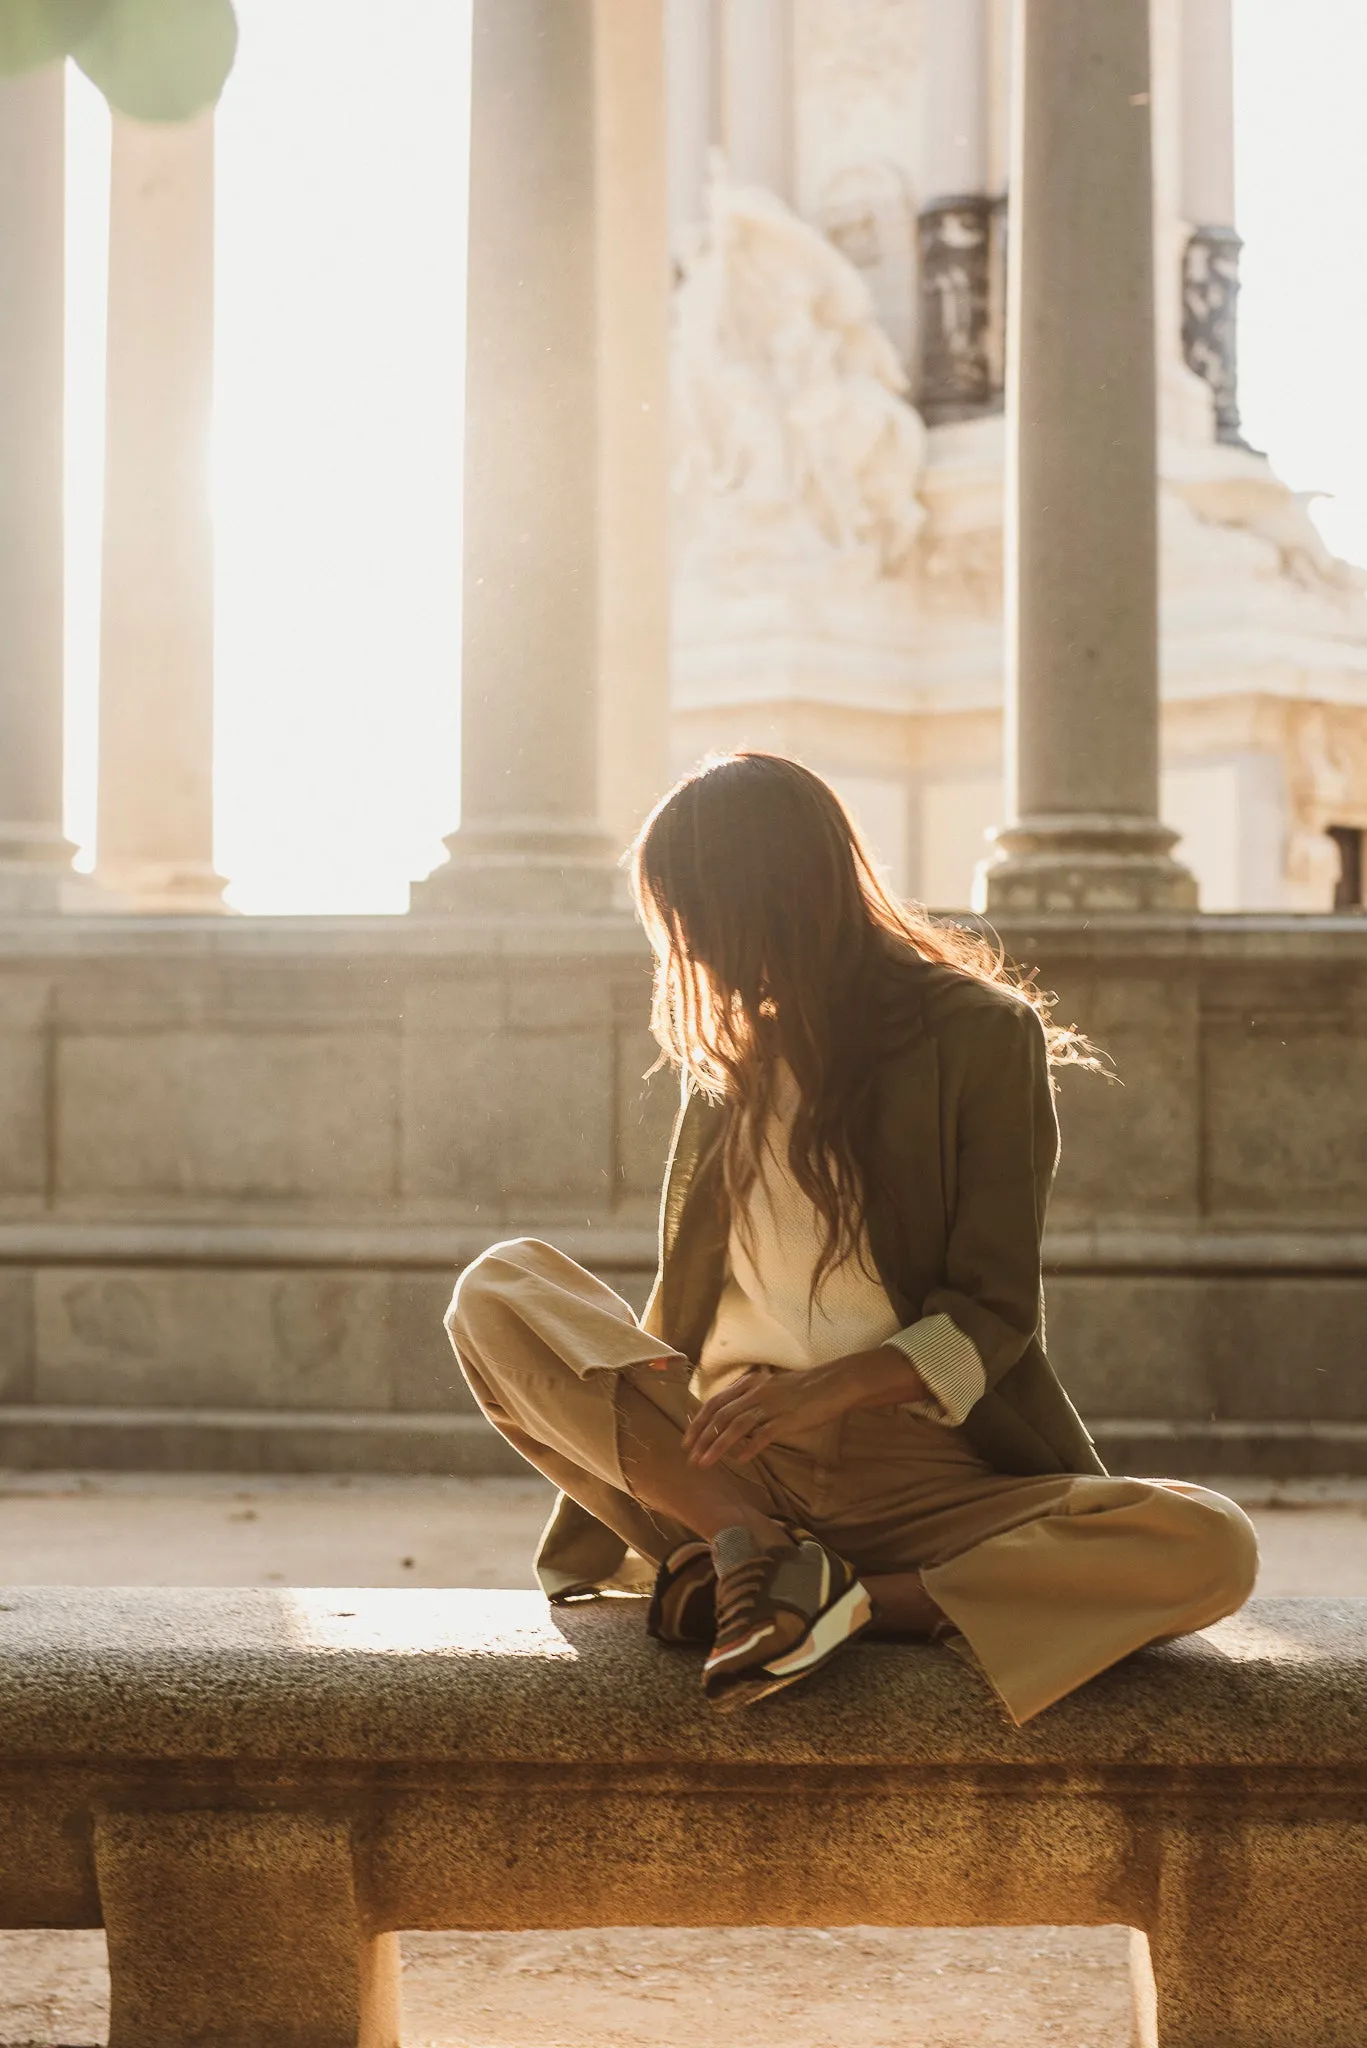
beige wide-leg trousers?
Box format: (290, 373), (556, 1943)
(446, 1238), (1259, 1725)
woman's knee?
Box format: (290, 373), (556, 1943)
(444, 1237), (543, 1351)
(1166, 1486), (1260, 1622)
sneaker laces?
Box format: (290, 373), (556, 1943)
(713, 1553), (776, 1639)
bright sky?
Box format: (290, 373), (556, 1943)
(64, 0), (471, 913)
(1235, 0), (1367, 568)
(60, 0), (1367, 913)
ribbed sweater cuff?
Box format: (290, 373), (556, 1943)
(883, 1312), (986, 1427)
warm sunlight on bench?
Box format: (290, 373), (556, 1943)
(0, 1588), (1362, 2047)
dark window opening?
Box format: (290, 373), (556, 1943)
(1328, 825), (1364, 910)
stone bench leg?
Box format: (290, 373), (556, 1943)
(94, 1809), (401, 2048)
(1132, 1816), (1367, 2047)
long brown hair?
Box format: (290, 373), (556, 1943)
(631, 752), (1086, 1295)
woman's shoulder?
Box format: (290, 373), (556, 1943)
(877, 946), (1049, 1097)
(877, 939), (1036, 1040)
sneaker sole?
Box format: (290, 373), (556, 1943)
(708, 1579), (874, 1713)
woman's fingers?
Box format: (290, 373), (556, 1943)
(682, 1368), (766, 1452)
(686, 1386), (772, 1464)
(691, 1385), (781, 1466)
(728, 1419), (781, 1466)
(687, 1391), (762, 1460)
(703, 1407), (781, 1466)
(681, 1393), (727, 1454)
(694, 1409), (767, 1466)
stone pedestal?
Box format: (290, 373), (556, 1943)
(0, 71), (79, 913)
(96, 111), (227, 914)
(413, 0), (669, 914)
(1140, 1814), (1367, 2048)
(979, 0), (1197, 915)
(96, 1809), (401, 2048)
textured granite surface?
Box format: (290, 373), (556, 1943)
(2, 1589), (1366, 2045)
(0, 1587), (1364, 1769)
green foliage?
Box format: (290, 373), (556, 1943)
(72, 0), (238, 120)
(0, 0), (238, 120)
(0, 0), (103, 73)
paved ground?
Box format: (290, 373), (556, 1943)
(2, 1470), (1364, 2048)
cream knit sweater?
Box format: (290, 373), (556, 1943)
(698, 1064), (986, 1426)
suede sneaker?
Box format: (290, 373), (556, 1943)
(702, 1526), (872, 1711)
(646, 1525), (826, 1647)
(646, 1538), (717, 1645)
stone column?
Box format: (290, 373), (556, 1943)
(980, 0), (1197, 915)
(0, 70), (78, 912)
(1180, 0), (1243, 443)
(96, 111), (226, 913)
(665, 0), (717, 259)
(595, 0), (673, 853)
(918, 0), (1001, 423)
(718, 0), (791, 199)
(414, 0), (670, 914)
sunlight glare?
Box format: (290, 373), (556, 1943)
(58, 2), (1367, 909)
(1235, 0), (1367, 567)
(212, 0), (470, 913)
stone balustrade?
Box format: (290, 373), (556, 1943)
(1, 909), (1365, 1477)
(0, 1586), (1363, 2046)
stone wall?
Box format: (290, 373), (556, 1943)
(1025, 915), (1367, 1473)
(0, 911), (1364, 1476)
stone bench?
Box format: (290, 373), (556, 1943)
(0, 1589), (1363, 2048)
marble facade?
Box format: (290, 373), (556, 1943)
(668, 0), (1367, 912)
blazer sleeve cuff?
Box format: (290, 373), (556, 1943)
(883, 1312), (986, 1427)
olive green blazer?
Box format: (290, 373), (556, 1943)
(537, 955), (1104, 1598)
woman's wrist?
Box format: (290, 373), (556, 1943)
(824, 1346), (934, 1414)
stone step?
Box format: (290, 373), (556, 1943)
(5, 1402), (1367, 1480)
(0, 1404), (525, 1477)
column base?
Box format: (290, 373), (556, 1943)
(0, 824), (92, 914)
(975, 814), (1199, 915)
(410, 825), (623, 916)
(94, 858), (230, 915)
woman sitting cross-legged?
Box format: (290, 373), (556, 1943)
(445, 751), (1257, 1722)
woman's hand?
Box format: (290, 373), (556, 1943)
(683, 1348), (929, 1468)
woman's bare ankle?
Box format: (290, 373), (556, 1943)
(702, 1505), (792, 1553)
(862, 1569), (946, 1637)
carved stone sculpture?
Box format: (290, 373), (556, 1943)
(672, 167), (928, 593)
